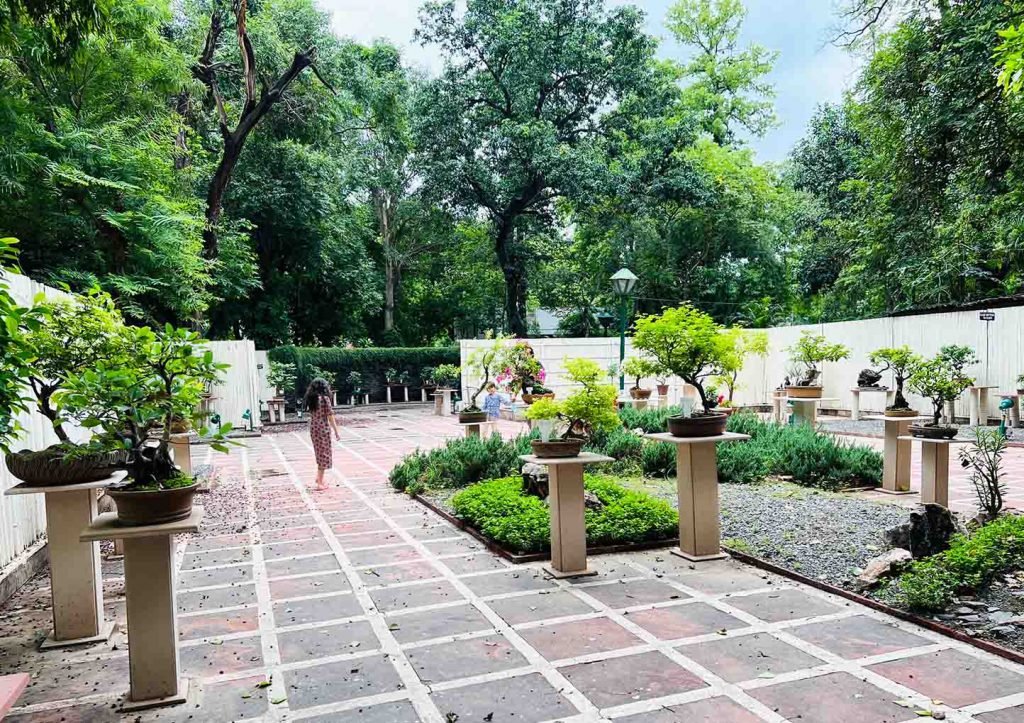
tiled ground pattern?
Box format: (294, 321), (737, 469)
(1, 408), (1023, 722)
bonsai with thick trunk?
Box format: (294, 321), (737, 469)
(786, 331), (849, 388)
(908, 355), (974, 428)
(868, 346), (921, 410)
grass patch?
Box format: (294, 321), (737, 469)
(450, 475), (678, 554)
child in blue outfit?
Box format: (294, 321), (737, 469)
(482, 383), (502, 421)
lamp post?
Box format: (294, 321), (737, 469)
(610, 268), (638, 392)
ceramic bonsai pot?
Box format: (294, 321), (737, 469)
(459, 410), (488, 424)
(107, 482), (199, 526)
(786, 385), (823, 399)
(522, 392), (554, 405)
(5, 446), (128, 487)
(884, 407), (919, 418)
(667, 412), (728, 438)
(908, 424), (958, 440)
(629, 388), (653, 400)
(530, 439), (583, 458)
(656, 384), (669, 396)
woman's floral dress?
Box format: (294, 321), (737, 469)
(310, 395), (334, 469)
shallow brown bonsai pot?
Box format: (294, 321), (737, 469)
(5, 446), (128, 487)
(629, 388), (653, 400)
(107, 482), (198, 526)
(1017, 389), (1024, 396)
(908, 424), (958, 440)
(786, 385), (823, 399)
(522, 393), (554, 405)
(530, 439), (583, 458)
(884, 407), (919, 418)
(667, 412), (728, 438)
(459, 410), (488, 424)
(656, 384), (669, 396)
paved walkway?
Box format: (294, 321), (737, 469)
(2, 408), (1024, 722)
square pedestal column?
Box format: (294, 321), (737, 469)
(5, 474), (124, 648)
(433, 389), (454, 416)
(968, 386), (997, 427)
(168, 434), (192, 477)
(789, 398), (838, 426)
(81, 508), (202, 711)
(771, 394), (786, 423)
(869, 416), (926, 495)
(643, 433), (750, 562)
(267, 399), (285, 423)
(519, 453), (614, 578)
(461, 421), (495, 438)
(850, 388), (895, 421)
(999, 393), (1022, 428)
(899, 437), (967, 507)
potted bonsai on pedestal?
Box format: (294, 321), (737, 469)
(524, 358), (619, 458)
(458, 338), (507, 423)
(785, 331), (849, 399)
(622, 357), (658, 400)
(907, 354), (974, 439)
(61, 324), (233, 525)
(504, 341), (552, 403)
(633, 305), (740, 437)
(868, 346), (921, 418)
(347, 371), (364, 405)
(714, 329), (769, 410)
(432, 364), (461, 391)
(267, 361), (296, 399)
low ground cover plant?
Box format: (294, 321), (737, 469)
(450, 475), (678, 553)
(893, 514), (1024, 611)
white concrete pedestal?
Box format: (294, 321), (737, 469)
(770, 393), (787, 423)
(433, 389), (454, 416)
(168, 434), (192, 477)
(788, 397), (839, 426)
(968, 386), (997, 427)
(519, 453), (614, 578)
(460, 421), (497, 438)
(643, 433), (750, 561)
(267, 398), (285, 423)
(850, 388), (895, 421)
(5, 473), (124, 648)
(898, 436), (968, 507)
(865, 415), (926, 495)
(81, 508), (202, 710)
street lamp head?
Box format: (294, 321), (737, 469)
(610, 268), (638, 296)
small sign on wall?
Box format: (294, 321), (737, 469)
(979, 311), (996, 321)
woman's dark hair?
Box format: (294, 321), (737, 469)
(305, 378), (332, 411)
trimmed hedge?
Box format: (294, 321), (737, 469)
(451, 475), (678, 553)
(269, 345), (459, 400)
(389, 433), (535, 494)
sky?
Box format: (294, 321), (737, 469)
(317, 0), (862, 163)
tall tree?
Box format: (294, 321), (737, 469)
(666, 0), (778, 145)
(414, 0), (658, 335)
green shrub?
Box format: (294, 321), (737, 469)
(269, 345), (459, 399)
(451, 475), (678, 554)
(388, 433), (533, 492)
(641, 441), (676, 478)
(618, 405), (681, 433)
(895, 514), (1024, 611)
(593, 427), (645, 461)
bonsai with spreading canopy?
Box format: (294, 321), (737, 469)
(524, 358), (619, 441)
(786, 331), (849, 387)
(715, 329), (769, 404)
(632, 305), (738, 414)
(431, 364), (461, 389)
(869, 346), (922, 411)
(622, 357), (660, 395)
(908, 355), (974, 429)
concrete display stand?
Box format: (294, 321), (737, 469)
(787, 397), (839, 426)
(460, 421), (497, 438)
(968, 386), (998, 427)
(770, 393), (787, 423)
(864, 415), (928, 495)
(850, 387), (895, 421)
(518, 453), (614, 578)
(898, 436), (968, 507)
(643, 432), (750, 561)
(999, 392), (1022, 428)
(266, 398), (285, 423)
(620, 397), (650, 411)
(433, 389), (454, 416)
(80, 507), (203, 711)
(168, 434), (193, 477)
(5, 472), (125, 648)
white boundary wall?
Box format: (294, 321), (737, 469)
(206, 340), (262, 432)
(460, 306), (1019, 419)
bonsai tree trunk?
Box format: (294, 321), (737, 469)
(932, 399), (944, 427)
(894, 373), (909, 408)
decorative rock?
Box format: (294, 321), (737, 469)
(583, 491), (605, 512)
(883, 504), (958, 559)
(854, 548), (912, 590)
(522, 463), (549, 499)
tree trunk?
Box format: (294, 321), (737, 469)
(384, 259), (397, 332)
(203, 139), (240, 257)
(495, 220), (528, 336)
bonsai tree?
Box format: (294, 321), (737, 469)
(306, 365), (332, 387)
(868, 346), (921, 411)
(267, 361), (296, 397)
(632, 305), (739, 414)
(60, 324), (232, 488)
(420, 366), (436, 389)
(397, 371), (411, 386)
(462, 338), (509, 413)
(525, 358), (619, 441)
(622, 357), (659, 391)
(347, 370), (364, 395)
(432, 364), (461, 389)
(939, 344), (978, 378)
(1017, 373), (1024, 392)
(908, 355), (974, 427)
(715, 329), (769, 404)
(384, 368), (399, 385)
(786, 331), (849, 387)
(503, 341), (549, 396)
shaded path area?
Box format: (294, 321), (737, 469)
(1, 408), (1024, 721)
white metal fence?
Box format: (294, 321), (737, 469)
(460, 306), (1021, 419)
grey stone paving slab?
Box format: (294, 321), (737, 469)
(488, 589), (598, 625)
(283, 655), (405, 709)
(386, 603), (494, 644)
(406, 633), (528, 683)
(429, 672), (578, 723)
(272, 592), (365, 626)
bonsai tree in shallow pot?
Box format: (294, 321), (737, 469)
(503, 341), (551, 403)
(61, 324), (232, 526)
(622, 357), (659, 399)
(267, 360), (296, 398)
(868, 346), (922, 417)
(459, 338), (508, 423)
(633, 305), (739, 437)
(524, 358), (619, 458)
(907, 354), (974, 439)
(785, 331), (849, 399)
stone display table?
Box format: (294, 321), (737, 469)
(787, 397), (839, 426)
(968, 385), (998, 427)
(5, 472), (125, 648)
(460, 421), (497, 438)
(266, 398), (285, 423)
(850, 387), (895, 421)
(433, 389), (455, 416)
(80, 507), (203, 711)
(998, 391), (1023, 428)
(643, 432), (750, 561)
(519, 453), (614, 578)
(898, 436), (969, 507)
(863, 415), (929, 495)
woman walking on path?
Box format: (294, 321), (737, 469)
(305, 378), (340, 491)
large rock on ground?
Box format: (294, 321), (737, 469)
(855, 548), (913, 590)
(883, 504), (958, 558)
(522, 462), (549, 499)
